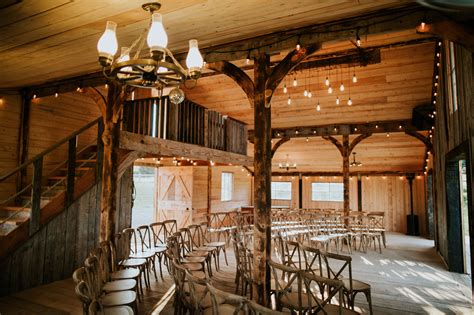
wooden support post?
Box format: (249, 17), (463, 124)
(99, 82), (126, 242)
(357, 174), (362, 211)
(207, 45), (318, 305)
(253, 52), (272, 306)
(96, 119), (104, 181)
(342, 135), (350, 213)
(298, 173), (303, 209)
(30, 157), (43, 236)
(66, 136), (77, 207)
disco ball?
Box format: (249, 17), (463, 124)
(169, 87), (185, 104)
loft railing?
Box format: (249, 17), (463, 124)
(0, 118), (103, 236)
(122, 96), (247, 155)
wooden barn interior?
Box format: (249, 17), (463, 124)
(0, 1), (473, 314)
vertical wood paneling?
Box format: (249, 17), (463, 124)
(0, 168), (133, 296)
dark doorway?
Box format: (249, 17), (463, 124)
(445, 146), (471, 274)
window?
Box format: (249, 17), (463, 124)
(271, 182), (292, 200)
(311, 182), (343, 202)
(221, 172), (233, 201)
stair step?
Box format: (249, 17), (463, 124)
(2, 206), (31, 212)
(60, 167), (94, 172)
(0, 222), (18, 236)
(0, 217), (28, 225)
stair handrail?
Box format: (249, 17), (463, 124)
(0, 117), (101, 182)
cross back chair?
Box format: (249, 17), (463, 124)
(360, 216), (382, 254)
(84, 255), (138, 312)
(206, 283), (249, 315)
(169, 232), (207, 275)
(185, 269), (217, 313)
(321, 251), (372, 314)
(88, 299), (134, 315)
(163, 219), (178, 240)
(268, 260), (305, 313)
(179, 227), (213, 276)
(367, 212), (386, 248)
(300, 271), (359, 315)
(99, 241), (142, 299)
(137, 224), (167, 280)
(200, 221), (228, 268)
(123, 228), (157, 282)
(150, 221), (168, 247)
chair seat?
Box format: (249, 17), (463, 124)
(101, 290), (136, 307)
(319, 303), (360, 315)
(183, 256), (206, 263)
(205, 241), (226, 247)
(129, 251), (154, 259)
(103, 279), (136, 292)
(187, 250), (209, 257)
(342, 278), (370, 291)
(196, 246), (216, 252)
(154, 246), (167, 253)
(110, 268), (140, 280)
(203, 304), (244, 315)
(120, 258), (146, 267)
(102, 305), (134, 315)
(182, 262), (203, 271)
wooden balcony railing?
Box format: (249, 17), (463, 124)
(122, 96), (247, 155)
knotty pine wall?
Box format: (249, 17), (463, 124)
(271, 175), (427, 235)
(0, 93), (21, 203)
(0, 167), (133, 296)
(210, 166), (252, 213)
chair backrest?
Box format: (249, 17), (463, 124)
(285, 240), (302, 269)
(150, 221), (167, 246)
(206, 283), (247, 315)
(300, 244), (322, 276)
(123, 228), (139, 254)
(247, 299), (287, 315)
(163, 219), (178, 239)
(368, 212), (385, 229)
(137, 225), (153, 252)
(170, 259), (187, 296)
(268, 260), (302, 312)
(185, 269), (211, 313)
(75, 280), (92, 315)
(84, 255), (102, 300)
(99, 240), (116, 274)
(178, 227), (193, 254)
(187, 224), (203, 249)
(72, 266), (87, 284)
(321, 251), (353, 293)
(300, 270), (345, 313)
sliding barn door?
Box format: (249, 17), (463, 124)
(156, 168), (193, 228)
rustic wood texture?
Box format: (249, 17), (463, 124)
(120, 131), (253, 166)
(0, 1), (423, 88)
(0, 166), (133, 296)
(210, 166), (252, 213)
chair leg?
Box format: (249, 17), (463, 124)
(365, 290), (373, 315)
(222, 246), (229, 265)
(382, 231), (386, 248)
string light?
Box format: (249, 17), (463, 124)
(246, 50), (250, 65)
(293, 76), (297, 87)
(105, 83), (108, 89)
(32, 94), (37, 99)
(296, 36), (301, 51)
(328, 85), (333, 94)
(316, 103), (321, 112)
(283, 84), (287, 94)
(347, 98), (352, 106)
(336, 96), (340, 105)
(325, 76), (330, 86)
(287, 96), (291, 105)
(386, 132), (390, 137)
(339, 83), (344, 92)
(55, 92), (59, 98)
(375, 124), (379, 129)
(306, 137), (309, 142)
(356, 29), (361, 47)
(352, 73), (357, 83)
(308, 90), (312, 98)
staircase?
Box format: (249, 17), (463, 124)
(0, 118), (103, 254)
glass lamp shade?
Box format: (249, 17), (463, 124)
(147, 13), (168, 51)
(186, 39), (203, 70)
(97, 21), (118, 65)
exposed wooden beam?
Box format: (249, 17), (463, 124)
(322, 136), (343, 155)
(271, 137), (290, 158)
(272, 171), (425, 177)
(119, 131), (253, 166)
(247, 119), (426, 139)
(206, 61), (255, 107)
(417, 21), (474, 52)
(405, 130), (433, 149)
(266, 44), (320, 104)
(22, 5), (446, 97)
(349, 134), (372, 154)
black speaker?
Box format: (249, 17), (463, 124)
(407, 214), (419, 236)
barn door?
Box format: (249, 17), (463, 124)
(157, 169), (193, 228)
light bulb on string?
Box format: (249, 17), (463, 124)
(356, 29), (361, 47)
(287, 96), (291, 105)
(336, 96), (340, 105)
(325, 76), (329, 86)
(283, 84), (287, 94)
(308, 90), (312, 98)
(246, 50), (250, 65)
(353, 72), (357, 83)
(304, 89), (308, 97)
(328, 85), (333, 94)
(293, 76), (297, 87)
(347, 98), (352, 106)
(316, 102), (321, 112)
(340, 83), (344, 92)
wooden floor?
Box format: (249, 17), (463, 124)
(0, 233), (471, 314)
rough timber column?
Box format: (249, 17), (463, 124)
(252, 52), (272, 305)
(342, 135), (350, 212)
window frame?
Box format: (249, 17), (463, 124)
(311, 182), (344, 202)
(271, 181), (292, 201)
(220, 172), (234, 202)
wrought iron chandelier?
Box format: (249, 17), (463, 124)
(96, 2), (204, 104)
(350, 152), (362, 167)
(279, 154), (297, 171)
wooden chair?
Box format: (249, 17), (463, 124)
(84, 256), (138, 313)
(321, 251), (373, 315)
(268, 260), (305, 313)
(246, 300), (288, 315)
(99, 241), (142, 299)
(185, 269), (216, 314)
(188, 223), (218, 271)
(137, 224), (167, 280)
(180, 227), (213, 276)
(123, 228), (156, 282)
(111, 233), (148, 292)
(361, 216), (382, 254)
(174, 230), (208, 275)
(200, 222), (228, 268)
(300, 271), (359, 314)
(168, 258), (194, 315)
(150, 221), (168, 248)
(88, 248), (137, 296)
(206, 283), (248, 315)
(167, 234), (207, 277)
(367, 212), (386, 248)
(88, 299), (134, 315)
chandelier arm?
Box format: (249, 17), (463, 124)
(120, 76), (143, 82)
(164, 47), (187, 74)
(131, 29), (147, 60)
(102, 68), (116, 81)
